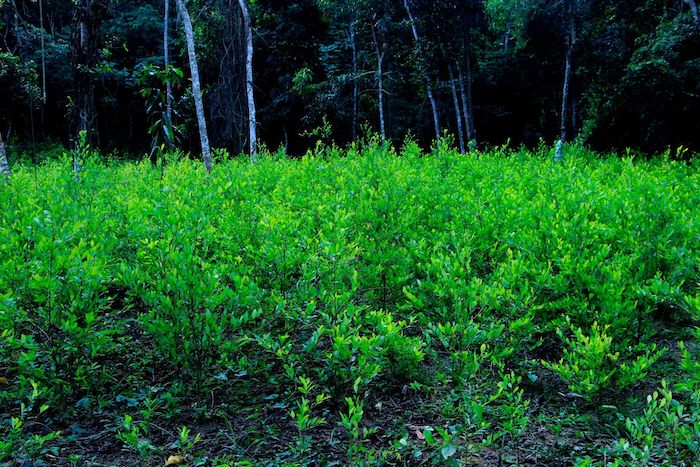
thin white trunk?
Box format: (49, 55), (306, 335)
(371, 24), (386, 141)
(40, 0), (47, 102)
(349, 22), (358, 140)
(457, 62), (476, 147)
(426, 82), (440, 140)
(238, 0), (257, 162)
(465, 38), (476, 145)
(447, 64), (465, 154)
(556, 2), (575, 161)
(164, 0), (173, 140)
(560, 49), (571, 142)
(176, 0), (212, 172)
(403, 0), (440, 140)
(554, 52), (571, 161)
(14, 12), (21, 50)
(504, 20), (512, 59)
(0, 133), (10, 183)
(377, 51), (385, 141)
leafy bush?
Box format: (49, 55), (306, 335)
(0, 141), (698, 463)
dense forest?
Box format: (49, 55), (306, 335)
(1, 0), (699, 159)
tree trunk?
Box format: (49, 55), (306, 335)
(176, 0), (212, 172)
(371, 23), (387, 141)
(349, 21), (359, 141)
(466, 54), (475, 145)
(458, 64), (476, 147)
(460, 34), (477, 147)
(504, 19), (512, 59)
(457, 65), (473, 148)
(71, 0), (101, 144)
(555, 1), (575, 161)
(0, 133), (10, 183)
(164, 0), (173, 144)
(40, 0), (47, 103)
(403, 0), (440, 140)
(447, 64), (465, 154)
(377, 49), (386, 141)
(238, 0), (257, 163)
(14, 11), (21, 51)
(560, 47), (572, 143)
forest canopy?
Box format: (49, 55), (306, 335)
(1, 0), (699, 158)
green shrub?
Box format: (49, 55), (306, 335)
(0, 141), (698, 463)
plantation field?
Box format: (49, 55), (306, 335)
(1, 142), (699, 465)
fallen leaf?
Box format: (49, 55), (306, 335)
(415, 428), (425, 440)
(165, 455), (185, 466)
(0, 377), (8, 384)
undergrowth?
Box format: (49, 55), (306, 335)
(1, 139), (698, 465)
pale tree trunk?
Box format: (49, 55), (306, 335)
(447, 63), (465, 154)
(71, 0), (101, 144)
(14, 11), (21, 50)
(164, 0), (173, 143)
(40, 0), (47, 103)
(349, 21), (359, 140)
(685, 0), (699, 26)
(377, 50), (386, 141)
(457, 65), (474, 147)
(555, 1), (575, 161)
(238, 0), (257, 162)
(0, 133), (10, 183)
(458, 38), (477, 147)
(371, 22), (387, 141)
(176, 0), (212, 172)
(403, 0), (440, 140)
(504, 20), (512, 59)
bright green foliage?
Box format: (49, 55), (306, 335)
(609, 381), (700, 465)
(0, 141), (699, 463)
(545, 320), (664, 397)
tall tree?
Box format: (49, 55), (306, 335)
(447, 62), (465, 153)
(317, 0), (363, 142)
(71, 0), (103, 143)
(458, 60), (476, 146)
(238, 0), (257, 162)
(403, 0), (440, 140)
(349, 19), (359, 140)
(164, 0), (173, 144)
(0, 132), (9, 183)
(176, 0), (212, 172)
(555, 0), (576, 160)
(371, 16), (387, 141)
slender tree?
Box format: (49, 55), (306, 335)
(71, 0), (102, 142)
(447, 63), (465, 153)
(238, 0), (257, 162)
(371, 17), (387, 141)
(458, 62), (476, 146)
(39, 0), (46, 103)
(403, 0), (440, 140)
(0, 132), (9, 183)
(555, 0), (576, 161)
(176, 0), (212, 172)
(164, 0), (173, 143)
(348, 20), (359, 140)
